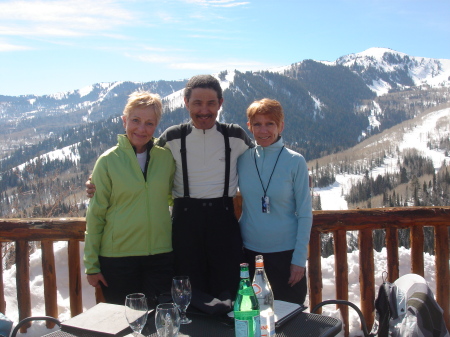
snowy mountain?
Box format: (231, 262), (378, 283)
(1, 48), (449, 218)
(332, 47), (450, 95)
(2, 47), (448, 157)
(0, 80), (188, 122)
(0, 80), (188, 159)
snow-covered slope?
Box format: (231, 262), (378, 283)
(315, 106), (450, 210)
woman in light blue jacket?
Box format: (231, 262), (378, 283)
(238, 98), (312, 305)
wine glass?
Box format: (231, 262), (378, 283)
(171, 275), (192, 324)
(125, 293), (148, 337)
(155, 303), (181, 337)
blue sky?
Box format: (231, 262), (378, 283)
(0, 0), (449, 96)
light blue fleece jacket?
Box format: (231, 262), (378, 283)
(237, 137), (312, 267)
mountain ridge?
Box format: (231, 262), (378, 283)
(1, 47), (449, 216)
(332, 47), (450, 95)
(2, 47), (449, 162)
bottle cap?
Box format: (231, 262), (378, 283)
(255, 255), (264, 268)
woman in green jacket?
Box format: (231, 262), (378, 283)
(84, 91), (175, 307)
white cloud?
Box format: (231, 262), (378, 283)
(142, 46), (185, 52)
(124, 47), (267, 72)
(169, 60), (263, 71)
(187, 34), (234, 40)
(126, 53), (182, 63)
(0, 0), (135, 37)
(0, 24), (86, 37)
(0, 41), (33, 51)
(182, 0), (249, 7)
(101, 33), (135, 41)
(124, 45), (190, 63)
(210, 0), (250, 7)
(155, 10), (179, 23)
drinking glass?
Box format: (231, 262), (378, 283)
(155, 303), (181, 337)
(171, 275), (192, 324)
(125, 293), (148, 337)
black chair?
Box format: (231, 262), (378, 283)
(312, 299), (372, 337)
(10, 316), (61, 337)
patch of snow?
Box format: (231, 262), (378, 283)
(162, 89), (185, 112)
(311, 95), (323, 111)
(315, 107), (450, 211)
(369, 79), (391, 96)
(16, 143), (80, 171)
(269, 64), (292, 75)
(78, 85), (94, 98)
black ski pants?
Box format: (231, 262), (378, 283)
(172, 197), (244, 299)
(99, 252), (174, 308)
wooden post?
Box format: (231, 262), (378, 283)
(68, 240), (82, 316)
(359, 228), (375, 331)
(233, 193), (242, 220)
(95, 287), (106, 304)
(0, 243), (5, 314)
(308, 229), (323, 312)
(16, 241), (31, 333)
(41, 240), (58, 328)
(334, 229), (349, 337)
(385, 227), (399, 282)
(435, 225), (450, 330)
(410, 225), (424, 276)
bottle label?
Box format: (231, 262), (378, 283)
(260, 311), (275, 337)
(235, 319), (249, 337)
(240, 270), (249, 279)
(235, 313), (261, 337)
(252, 283), (262, 295)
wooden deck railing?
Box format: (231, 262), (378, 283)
(1, 202), (449, 335)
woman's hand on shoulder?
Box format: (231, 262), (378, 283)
(85, 175), (96, 198)
(288, 264), (305, 287)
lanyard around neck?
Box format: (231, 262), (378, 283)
(254, 145), (284, 197)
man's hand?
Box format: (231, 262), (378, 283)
(87, 273), (108, 288)
(288, 264), (305, 287)
(85, 175), (96, 198)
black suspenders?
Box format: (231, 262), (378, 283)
(179, 123), (231, 199)
(222, 125), (231, 198)
(180, 124), (190, 198)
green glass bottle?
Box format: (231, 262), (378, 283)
(234, 263), (261, 337)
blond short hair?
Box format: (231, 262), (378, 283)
(123, 91), (163, 123)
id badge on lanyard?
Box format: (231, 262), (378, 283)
(255, 145), (284, 215)
(262, 196), (270, 213)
